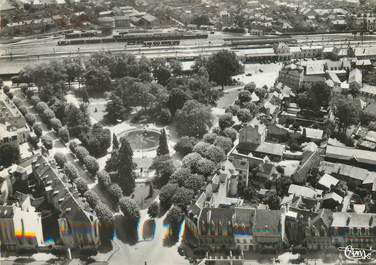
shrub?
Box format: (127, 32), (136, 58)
(108, 183), (123, 203)
(58, 127), (70, 143)
(203, 133), (218, 144)
(84, 190), (100, 208)
(18, 105), (28, 115)
(54, 152), (67, 168)
(147, 202), (159, 218)
(97, 170), (111, 187)
(3, 86), (10, 94)
(159, 183), (178, 207)
(32, 123), (43, 138)
(69, 141), (78, 153)
(213, 136), (233, 153)
(50, 118), (62, 133)
(194, 158), (216, 176)
(183, 174), (205, 191)
(84, 155), (99, 175)
(12, 97), (22, 108)
(63, 162), (80, 180)
(181, 152), (202, 170)
(75, 146), (89, 163)
(41, 135), (53, 149)
(223, 128), (237, 142)
(170, 167), (191, 186)
(237, 108), (251, 123)
(25, 113), (36, 126)
(218, 113), (234, 130)
(159, 108), (172, 124)
(42, 108), (55, 123)
(74, 178), (88, 194)
(30, 95), (41, 106)
(36, 102), (49, 113)
(174, 136), (198, 156)
(171, 187), (194, 207)
(119, 197), (140, 221)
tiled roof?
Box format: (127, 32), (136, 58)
(318, 173), (339, 189)
(254, 142), (285, 157)
(253, 209), (281, 238)
(288, 184), (323, 199)
(33, 155), (96, 226)
(323, 192), (343, 204)
(326, 145), (376, 165)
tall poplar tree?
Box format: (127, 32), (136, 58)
(157, 129), (169, 156)
(117, 138), (135, 195)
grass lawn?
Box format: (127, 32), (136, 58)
(216, 88), (242, 109)
(87, 98), (107, 123)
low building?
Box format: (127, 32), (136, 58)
(98, 16), (115, 28)
(114, 15), (130, 28)
(302, 127), (324, 143)
(137, 14), (159, 28)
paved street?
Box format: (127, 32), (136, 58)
(92, 209), (189, 265)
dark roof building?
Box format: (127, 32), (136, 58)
(32, 155), (100, 249)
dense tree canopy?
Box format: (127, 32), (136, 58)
(119, 197), (140, 221)
(175, 100), (212, 137)
(0, 143), (20, 168)
(206, 50), (243, 88)
(333, 96), (361, 132)
(174, 136), (198, 156)
(157, 129), (169, 156)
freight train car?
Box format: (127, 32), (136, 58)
(58, 31), (208, 46)
(143, 40), (180, 46)
(65, 30), (100, 39)
(225, 37), (297, 47)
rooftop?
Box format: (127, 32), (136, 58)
(288, 184), (323, 199)
(326, 145), (376, 166)
(318, 173), (339, 189)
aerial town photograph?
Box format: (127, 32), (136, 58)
(3, 0), (376, 264)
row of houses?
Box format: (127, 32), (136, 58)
(0, 155), (100, 251)
(0, 92), (29, 146)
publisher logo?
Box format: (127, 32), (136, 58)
(338, 245), (376, 261)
